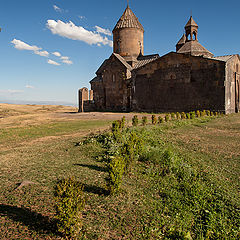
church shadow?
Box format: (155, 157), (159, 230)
(73, 163), (107, 172)
(0, 204), (57, 235)
(83, 183), (109, 196)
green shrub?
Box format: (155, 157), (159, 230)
(158, 116), (164, 124)
(142, 116), (148, 126)
(196, 110), (201, 118)
(120, 116), (126, 128)
(176, 112), (181, 120)
(210, 111), (214, 116)
(112, 120), (120, 133)
(200, 110), (206, 117)
(206, 110), (211, 116)
(132, 115), (139, 126)
(111, 120), (121, 141)
(55, 177), (85, 238)
(171, 112), (176, 120)
(181, 112), (186, 119)
(186, 113), (191, 119)
(190, 111), (195, 119)
(106, 155), (125, 195)
(151, 115), (157, 125)
(165, 114), (170, 122)
(121, 131), (144, 172)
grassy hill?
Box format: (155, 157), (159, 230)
(0, 104), (239, 239)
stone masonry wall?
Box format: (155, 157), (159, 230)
(131, 52), (226, 113)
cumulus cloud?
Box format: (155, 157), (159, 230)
(46, 20), (113, 47)
(11, 39), (73, 66)
(11, 39), (49, 57)
(48, 59), (60, 66)
(95, 26), (112, 36)
(53, 5), (62, 12)
(62, 59), (73, 65)
(52, 51), (61, 57)
(34, 50), (49, 57)
(11, 39), (40, 51)
(60, 56), (69, 60)
(25, 85), (35, 89)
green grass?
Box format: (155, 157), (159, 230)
(0, 120), (112, 146)
(0, 114), (239, 239)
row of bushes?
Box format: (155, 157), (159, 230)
(54, 116), (143, 238)
(54, 112), (236, 239)
(132, 110), (224, 126)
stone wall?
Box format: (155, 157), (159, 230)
(225, 55), (240, 114)
(131, 52), (226, 113)
(113, 28), (144, 59)
(91, 55), (130, 111)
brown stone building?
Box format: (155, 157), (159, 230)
(79, 5), (240, 114)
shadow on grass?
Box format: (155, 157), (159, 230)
(73, 163), (107, 172)
(83, 184), (109, 196)
(0, 204), (57, 235)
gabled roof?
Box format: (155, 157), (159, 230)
(113, 53), (133, 70)
(96, 59), (109, 75)
(113, 6), (144, 32)
(177, 34), (186, 45)
(134, 54), (160, 69)
(177, 41), (213, 58)
(212, 55), (237, 62)
(185, 16), (198, 28)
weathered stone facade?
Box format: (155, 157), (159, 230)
(79, 5), (240, 114)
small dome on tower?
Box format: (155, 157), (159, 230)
(113, 6), (144, 32)
(185, 16), (198, 28)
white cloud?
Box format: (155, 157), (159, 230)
(53, 5), (62, 12)
(60, 56), (69, 60)
(11, 39), (49, 57)
(95, 26), (112, 36)
(46, 20), (113, 47)
(62, 59), (73, 65)
(0, 89), (24, 94)
(11, 39), (40, 51)
(11, 39), (73, 66)
(34, 50), (49, 57)
(52, 51), (61, 57)
(25, 85), (35, 89)
(48, 59), (60, 66)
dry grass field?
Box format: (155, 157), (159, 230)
(0, 103), (239, 239)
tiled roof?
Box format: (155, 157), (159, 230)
(113, 53), (133, 70)
(177, 34), (186, 45)
(177, 41), (213, 58)
(185, 16), (198, 28)
(113, 6), (144, 32)
(134, 54), (160, 69)
(212, 55), (236, 62)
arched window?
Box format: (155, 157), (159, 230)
(193, 31), (197, 40)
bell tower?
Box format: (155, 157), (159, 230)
(112, 4), (144, 62)
(185, 16), (198, 41)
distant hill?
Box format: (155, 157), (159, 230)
(0, 99), (77, 107)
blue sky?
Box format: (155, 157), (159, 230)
(0, 0), (239, 105)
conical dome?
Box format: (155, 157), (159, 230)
(113, 6), (144, 32)
(185, 16), (198, 28)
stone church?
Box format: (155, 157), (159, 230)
(79, 5), (240, 114)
